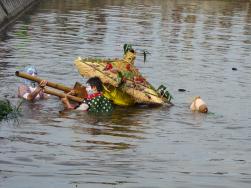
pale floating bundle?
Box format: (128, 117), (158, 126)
(74, 51), (169, 105)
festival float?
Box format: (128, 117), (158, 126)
(74, 44), (172, 106)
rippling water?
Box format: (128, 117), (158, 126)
(0, 0), (251, 187)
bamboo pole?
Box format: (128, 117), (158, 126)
(15, 71), (72, 92)
(16, 71), (85, 102)
(44, 88), (83, 103)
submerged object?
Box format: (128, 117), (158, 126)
(232, 67), (237, 71)
(190, 96), (208, 113)
(74, 47), (172, 106)
(178, 88), (186, 92)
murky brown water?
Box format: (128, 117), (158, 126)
(0, 0), (251, 187)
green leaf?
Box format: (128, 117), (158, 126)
(123, 44), (133, 54)
(0, 99), (22, 121)
(123, 71), (134, 79)
(116, 71), (123, 84)
(157, 85), (173, 102)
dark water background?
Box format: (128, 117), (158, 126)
(0, 0), (251, 187)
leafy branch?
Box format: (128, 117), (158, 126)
(0, 99), (22, 122)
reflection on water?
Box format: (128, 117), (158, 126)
(0, 0), (251, 187)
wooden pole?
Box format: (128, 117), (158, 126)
(15, 71), (72, 92)
(16, 71), (86, 102)
(44, 88), (83, 103)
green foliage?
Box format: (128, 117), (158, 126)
(123, 71), (134, 80)
(116, 70), (135, 87)
(116, 71), (123, 85)
(0, 99), (22, 121)
(157, 85), (173, 102)
(0, 100), (12, 120)
(123, 44), (151, 63)
(123, 44), (133, 55)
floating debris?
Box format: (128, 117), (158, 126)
(178, 89), (186, 92)
(0, 99), (22, 121)
(232, 67), (237, 71)
(190, 96), (208, 113)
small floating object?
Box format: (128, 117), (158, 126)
(232, 67), (237, 71)
(178, 89), (186, 92)
(190, 96), (208, 113)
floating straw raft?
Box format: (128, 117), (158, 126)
(74, 51), (169, 105)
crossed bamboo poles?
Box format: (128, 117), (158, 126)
(15, 71), (87, 103)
